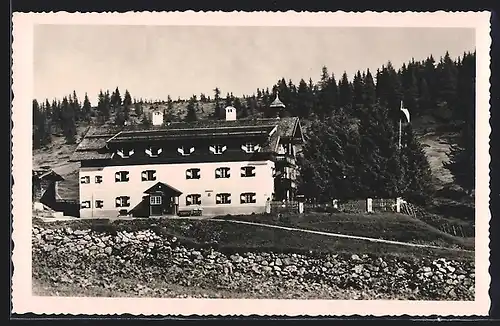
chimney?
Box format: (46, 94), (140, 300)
(224, 106), (237, 121)
(152, 109), (164, 126)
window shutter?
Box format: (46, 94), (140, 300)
(240, 194), (246, 203)
(152, 171), (156, 179)
(141, 171), (147, 180)
(221, 145), (227, 153)
(215, 168), (221, 178)
(115, 172), (120, 182)
(115, 198), (121, 206)
(186, 169), (192, 178)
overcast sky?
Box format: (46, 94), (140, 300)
(34, 25), (475, 105)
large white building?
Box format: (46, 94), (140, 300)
(70, 95), (304, 218)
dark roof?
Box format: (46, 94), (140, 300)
(144, 182), (183, 196)
(70, 117), (301, 162)
(33, 168), (65, 181)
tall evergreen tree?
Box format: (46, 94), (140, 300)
(82, 93), (92, 121)
(185, 96), (198, 122)
(60, 96), (77, 144)
(338, 72), (353, 109)
(363, 69), (377, 109)
(213, 87), (222, 119)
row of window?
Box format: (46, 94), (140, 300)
(80, 192), (257, 209)
(81, 166), (257, 184)
(114, 142), (260, 159)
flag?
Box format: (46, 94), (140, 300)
(400, 101), (411, 123)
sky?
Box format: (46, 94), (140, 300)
(33, 25), (475, 106)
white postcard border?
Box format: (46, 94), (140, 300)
(12, 11), (492, 316)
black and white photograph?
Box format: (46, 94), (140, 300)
(11, 11), (491, 316)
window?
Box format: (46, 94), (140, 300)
(80, 201), (91, 209)
(150, 195), (162, 205)
(186, 194), (202, 206)
(177, 146), (195, 156)
(209, 144), (226, 155)
(115, 171), (129, 182)
(216, 193), (231, 204)
(95, 175), (103, 184)
(141, 170), (156, 181)
(95, 200), (104, 208)
(145, 147), (163, 158)
(186, 168), (201, 180)
(241, 142), (260, 153)
(241, 166), (256, 177)
(215, 167), (230, 179)
(115, 196), (130, 207)
(240, 192), (257, 204)
(80, 176), (90, 184)
(116, 149), (134, 159)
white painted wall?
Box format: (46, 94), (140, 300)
(224, 106), (236, 121)
(152, 110), (163, 126)
(79, 160), (275, 218)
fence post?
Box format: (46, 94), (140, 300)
(396, 197), (402, 213)
(366, 198), (373, 213)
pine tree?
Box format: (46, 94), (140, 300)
(297, 79), (312, 118)
(298, 109), (360, 201)
(212, 88), (222, 119)
(185, 96), (198, 122)
(61, 96), (77, 144)
(363, 69), (377, 109)
(225, 92), (232, 107)
(352, 71), (364, 110)
(71, 90), (81, 121)
(123, 89), (132, 109)
(338, 72), (353, 110)
(418, 78), (432, 114)
(111, 87), (122, 110)
(400, 124), (434, 205)
(403, 69), (419, 116)
(82, 93), (92, 121)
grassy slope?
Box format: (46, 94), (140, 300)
(33, 217), (473, 261)
(219, 212), (474, 250)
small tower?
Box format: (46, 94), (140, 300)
(269, 92), (285, 118)
(224, 106), (237, 121)
(151, 108), (164, 126)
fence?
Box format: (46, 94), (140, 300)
(399, 200), (474, 238)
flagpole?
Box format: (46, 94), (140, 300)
(398, 118), (402, 150)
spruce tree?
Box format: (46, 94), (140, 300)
(363, 69), (377, 109)
(400, 124), (434, 205)
(213, 87), (222, 119)
(82, 93), (92, 121)
(338, 72), (353, 110)
(185, 96), (198, 122)
(61, 96), (77, 144)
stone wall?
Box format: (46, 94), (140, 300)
(32, 225), (475, 300)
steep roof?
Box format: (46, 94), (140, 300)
(70, 117), (302, 162)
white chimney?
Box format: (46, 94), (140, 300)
(152, 109), (164, 126)
(224, 106), (236, 121)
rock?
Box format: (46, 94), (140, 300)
(230, 254), (243, 263)
(396, 268), (406, 276)
(44, 234), (54, 241)
(275, 258), (282, 266)
(324, 261), (333, 268)
(351, 254), (361, 261)
(423, 266), (432, 273)
(447, 265), (456, 273)
(353, 265), (364, 274)
(104, 247), (113, 255)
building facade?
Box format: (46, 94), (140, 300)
(70, 96), (304, 218)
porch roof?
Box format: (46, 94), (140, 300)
(143, 182), (182, 196)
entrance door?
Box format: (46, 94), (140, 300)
(149, 194), (163, 216)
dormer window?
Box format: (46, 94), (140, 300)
(209, 144), (226, 155)
(116, 148), (135, 159)
(241, 142), (260, 154)
(145, 146), (162, 158)
(177, 146), (195, 156)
